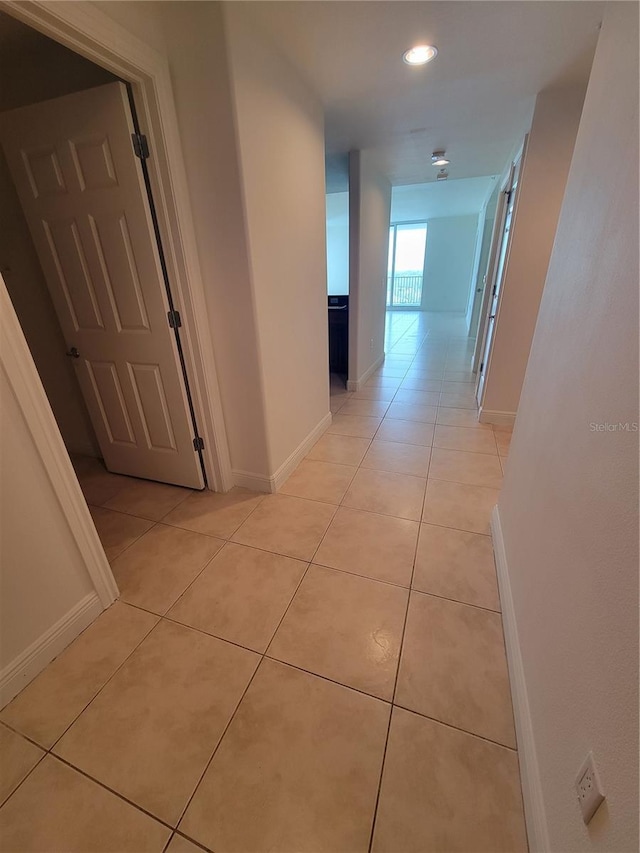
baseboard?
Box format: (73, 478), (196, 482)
(0, 592), (104, 710)
(346, 354), (385, 392)
(479, 407), (516, 426)
(231, 469), (273, 494)
(491, 506), (549, 853)
(271, 411), (333, 491)
(232, 412), (333, 494)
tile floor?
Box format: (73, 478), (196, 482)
(0, 311), (523, 852)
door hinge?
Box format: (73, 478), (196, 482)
(193, 436), (205, 451)
(480, 361), (484, 373)
(131, 132), (149, 160)
(167, 309), (182, 329)
(492, 283), (497, 297)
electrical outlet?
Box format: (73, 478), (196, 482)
(575, 752), (605, 824)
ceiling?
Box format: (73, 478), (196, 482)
(240, 1), (602, 186)
(391, 176), (497, 222)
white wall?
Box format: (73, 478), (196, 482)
(223, 2), (330, 476)
(421, 215), (478, 312)
(482, 83), (586, 417)
(498, 4), (638, 851)
(0, 277), (106, 705)
(348, 149), (391, 387)
(153, 1), (270, 480)
(0, 366), (97, 672)
(326, 191), (349, 295)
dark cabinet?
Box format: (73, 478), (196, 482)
(328, 295), (349, 376)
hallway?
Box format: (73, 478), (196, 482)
(0, 313), (522, 852)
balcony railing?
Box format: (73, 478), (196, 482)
(387, 274), (423, 308)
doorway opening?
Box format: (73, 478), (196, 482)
(386, 222), (427, 309)
(0, 10), (209, 492)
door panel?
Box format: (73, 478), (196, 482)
(0, 82), (204, 488)
(476, 141), (526, 406)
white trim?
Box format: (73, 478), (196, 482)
(492, 506), (549, 853)
(0, 278), (118, 608)
(232, 412), (333, 494)
(346, 354), (385, 392)
(2, 0), (233, 492)
(0, 592), (103, 708)
(479, 408), (516, 427)
(231, 469), (273, 494)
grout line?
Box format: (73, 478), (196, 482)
(391, 702), (518, 753)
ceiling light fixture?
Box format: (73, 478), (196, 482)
(436, 168), (449, 181)
(402, 45), (438, 66)
(431, 150), (450, 166)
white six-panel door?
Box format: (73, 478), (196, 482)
(0, 82), (204, 488)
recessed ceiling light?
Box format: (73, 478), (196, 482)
(431, 150), (450, 166)
(402, 45), (438, 66)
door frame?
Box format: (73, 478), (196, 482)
(474, 137), (527, 405)
(1, 275), (118, 608)
(2, 0), (234, 493)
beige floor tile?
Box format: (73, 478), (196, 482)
(349, 386), (396, 402)
(372, 707), (526, 853)
(375, 418), (434, 447)
(168, 542), (306, 652)
(441, 380), (475, 394)
(330, 397), (347, 414)
(55, 620), (259, 826)
(0, 724), (43, 806)
(393, 389), (440, 407)
(396, 593), (515, 746)
(361, 440), (431, 477)
(0, 756), (170, 852)
(436, 406), (492, 429)
(111, 524), (223, 614)
(494, 428), (513, 456)
(162, 487), (264, 539)
(166, 834), (205, 853)
(413, 523), (500, 611)
(402, 371), (444, 384)
(268, 565), (408, 699)
(180, 658), (390, 853)
(104, 478), (191, 521)
(232, 494), (336, 560)
(433, 424), (498, 454)
(88, 506), (154, 561)
(443, 370), (476, 382)
(429, 448), (503, 489)
(314, 507), (418, 586)
(0, 602), (157, 747)
(401, 375), (443, 390)
(423, 479), (499, 534)
(365, 376), (401, 390)
(307, 432), (371, 466)
(439, 390), (477, 409)
(343, 468), (426, 521)
(75, 461), (127, 507)
(338, 398), (390, 418)
(327, 413), (382, 439)
(385, 402), (437, 424)
(280, 459), (356, 504)
(373, 366), (407, 379)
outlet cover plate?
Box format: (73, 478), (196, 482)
(575, 751), (605, 824)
